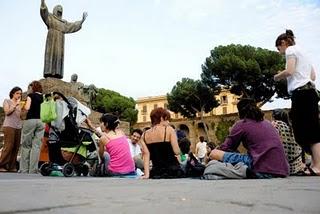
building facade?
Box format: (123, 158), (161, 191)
(134, 90), (242, 149)
(136, 89), (239, 124)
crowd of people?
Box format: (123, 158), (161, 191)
(0, 29), (319, 178)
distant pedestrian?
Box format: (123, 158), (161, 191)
(196, 136), (207, 164)
(0, 87), (23, 172)
(274, 29), (320, 176)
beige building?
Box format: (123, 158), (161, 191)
(134, 90), (241, 148)
(136, 89), (239, 123)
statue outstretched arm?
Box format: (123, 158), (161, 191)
(40, 0), (49, 25)
(64, 12), (88, 34)
(81, 12), (88, 24)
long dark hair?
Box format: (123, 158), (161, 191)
(275, 29), (295, 47)
(237, 98), (264, 122)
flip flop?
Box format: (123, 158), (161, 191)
(293, 167), (320, 176)
(306, 167), (320, 176)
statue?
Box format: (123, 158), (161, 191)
(40, 0), (88, 79)
(70, 74), (78, 83)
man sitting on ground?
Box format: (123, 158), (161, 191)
(128, 129), (144, 170)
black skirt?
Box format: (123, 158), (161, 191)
(290, 88), (320, 153)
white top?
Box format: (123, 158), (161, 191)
(128, 139), (142, 158)
(285, 45), (313, 94)
(196, 141), (207, 158)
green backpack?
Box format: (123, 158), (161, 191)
(40, 95), (57, 123)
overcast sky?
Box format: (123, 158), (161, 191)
(1, 0), (319, 110)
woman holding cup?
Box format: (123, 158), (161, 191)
(0, 86), (23, 172)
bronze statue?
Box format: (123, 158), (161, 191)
(40, 0), (87, 79)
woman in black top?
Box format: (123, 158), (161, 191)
(19, 81), (45, 174)
(142, 107), (183, 178)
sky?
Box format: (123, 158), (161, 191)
(1, 0), (320, 110)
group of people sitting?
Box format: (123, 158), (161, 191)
(83, 97), (317, 179)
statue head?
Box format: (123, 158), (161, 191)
(53, 5), (63, 18)
(70, 74), (78, 83)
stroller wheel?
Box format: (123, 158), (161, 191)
(62, 163), (75, 177)
(40, 162), (52, 176)
(82, 164), (89, 176)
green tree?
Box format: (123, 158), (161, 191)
(91, 88), (138, 125)
(201, 44), (289, 106)
(215, 120), (235, 144)
(167, 78), (220, 141)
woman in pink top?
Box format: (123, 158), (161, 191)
(98, 113), (150, 178)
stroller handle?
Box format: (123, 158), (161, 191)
(45, 91), (73, 109)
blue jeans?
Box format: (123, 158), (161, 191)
(103, 152), (136, 177)
(222, 152), (273, 179)
(222, 152), (253, 169)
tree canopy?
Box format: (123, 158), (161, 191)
(167, 78), (220, 141)
(91, 88), (138, 125)
(201, 44), (289, 105)
(167, 78), (220, 118)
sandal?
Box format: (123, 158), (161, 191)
(292, 166), (320, 176)
(306, 167), (320, 176)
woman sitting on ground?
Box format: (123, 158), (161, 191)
(210, 98), (289, 178)
(141, 107), (183, 178)
(98, 113), (150, 178)
(272, 109), (305, 175)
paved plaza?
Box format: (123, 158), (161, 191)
(0, 174), (319, 214)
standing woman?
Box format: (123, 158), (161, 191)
(0, 87), (23, 172)
(19, 81), (44, 174)
(274, 29), (320, 175)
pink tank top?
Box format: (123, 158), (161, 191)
(105, 136), (135, 173)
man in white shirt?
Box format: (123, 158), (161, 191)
(128, 129), (144, 170)
(196, 136), (207, 164)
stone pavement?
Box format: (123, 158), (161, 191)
(0, 173), (319, 214)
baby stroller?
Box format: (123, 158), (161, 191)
(40, 92), (98, 177)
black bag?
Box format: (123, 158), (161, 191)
(186, 153), (206, 177)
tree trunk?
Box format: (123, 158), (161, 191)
(200, 109), (211, 142)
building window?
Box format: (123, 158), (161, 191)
(143, 116), (146, 122)
(223, 107), (227, 114)
(154, 104), (158, 109)
(142, 105), (147, 115)
(221, 95), (228, 104)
